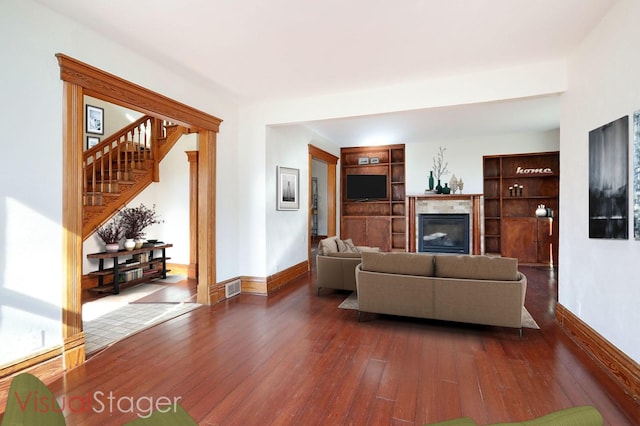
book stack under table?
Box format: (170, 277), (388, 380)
(86, 243), (172, 294)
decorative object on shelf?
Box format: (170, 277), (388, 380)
(120, 203), (163, 240)
(458, 178), (464, 193)
(536, 204), (547, 217)
(442, 183), (451, 194)
(277, 166), (300, 210)
(370, 157), (380, 164)
(510, 183), (524, 196)
(124, 238), (136, 251)
(449, 174), (458, 194)
(358, 157), (369, 165)
(436, 179), (443, 194)
(432, 146), (449, 182)
(428, 171), (435, 191)
(95, 217), (124, 252)
(134, 239), (145, 249)
(104, 243), (119, 253)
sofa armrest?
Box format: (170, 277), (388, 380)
(317, 255), (362, 291)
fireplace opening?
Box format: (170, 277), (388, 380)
(418, 213), (470, 254)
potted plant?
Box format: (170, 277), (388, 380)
(119, 203), (162, 250)
(96, 217), (124, 252)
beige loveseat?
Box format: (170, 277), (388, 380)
(355, 252), (527, 334)
(316, 236), (380, 294)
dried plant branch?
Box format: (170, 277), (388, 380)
(432, 146), (449, 181)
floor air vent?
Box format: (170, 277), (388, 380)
(225, 279), (241, 298)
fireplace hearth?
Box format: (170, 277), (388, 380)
(419, 213), (470, 254)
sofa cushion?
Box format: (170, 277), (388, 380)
(339, 238), (359, 253)
(361, 252), (435, 277)
(326, 252), (362, 258)
(357, 246), (382, 253)
(434, 255), (518, 281)
(318, 237), (340, 255)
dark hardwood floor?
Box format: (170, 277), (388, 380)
(2, 266), (639, 425)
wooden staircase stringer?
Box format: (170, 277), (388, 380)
(82, 169), (154, 240)
(158, 124), (189, 163)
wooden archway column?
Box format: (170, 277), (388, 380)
(57, 54), (221, 369)
(308, 145), (339, 262)
(185, 151), (199, 280)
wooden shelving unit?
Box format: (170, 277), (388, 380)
(483, 152), (559, 265)
(340, 144), (406, 252)
(86, 243), (172, 294)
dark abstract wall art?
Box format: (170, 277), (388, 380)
(634, 111), (640, 240)
(588, 115), (629, 239)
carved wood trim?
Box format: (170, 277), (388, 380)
(56, 54), (222, 132)
(267, 261), (309, 294)
(0, 346), (63, 380)
(197, 131), (216, 305)
(62, 81), (85, 369)
(241, 276), (268, 295)
(186, 151), (199, 280)
(54, 54), (221, 376)
(556, 303), (640, 404)
(308, 144), (339, 261)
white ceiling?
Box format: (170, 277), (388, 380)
(34, 0), (617, 144)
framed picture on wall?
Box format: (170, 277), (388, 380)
(588, 115), (628, 239)
(86, 136), (100, 150)
(86, 104), (104, 135)
(277, 166), (299, 210)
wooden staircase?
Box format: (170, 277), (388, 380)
(82, 115), (188, 239)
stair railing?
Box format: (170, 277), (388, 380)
(83, 115), (155, 206)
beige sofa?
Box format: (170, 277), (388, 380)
(316, 236), (380, 294)
(355, 252), (527, 334)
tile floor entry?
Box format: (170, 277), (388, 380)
(83, 278), (200, 355)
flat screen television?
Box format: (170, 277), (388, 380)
(346, 174), (387, 200)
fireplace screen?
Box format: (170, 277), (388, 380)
(418, 213), (470, 254)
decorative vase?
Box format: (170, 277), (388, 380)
(435, 179), (443, 194)
(428, 171), (435, 191)
(134, 239), (144, 249)
(535, 204), (547, 217)
(124, 238), (136, 251)
(442, 183), (451, 194)
(105, 243), (119, 253)
(449, 174), (458, 194)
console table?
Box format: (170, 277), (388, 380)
(86, 243), (172, 294)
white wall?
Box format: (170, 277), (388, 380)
(264, 126), (338, 274)
(560, 0), (640, 362)
(0, 0), (239, 366)
(406, 130), (560, 196)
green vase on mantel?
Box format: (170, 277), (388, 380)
(442, 183), (451, 194)
(428, 171), (435, 191)
(435, 179), (443, 194)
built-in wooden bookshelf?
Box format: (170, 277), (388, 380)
(483, 152), (559, 265)
(340, 144), (406, 251)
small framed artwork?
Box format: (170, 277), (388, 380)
(86, 104), (104, 135)
(277, 166), (300, 210)
(358, 157), (369, 165)
(370, 157), (380, 164)
(86, 136), (100, 149)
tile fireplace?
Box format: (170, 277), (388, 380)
(407, 194), (484, 254)
(418, 213), (470, 254)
